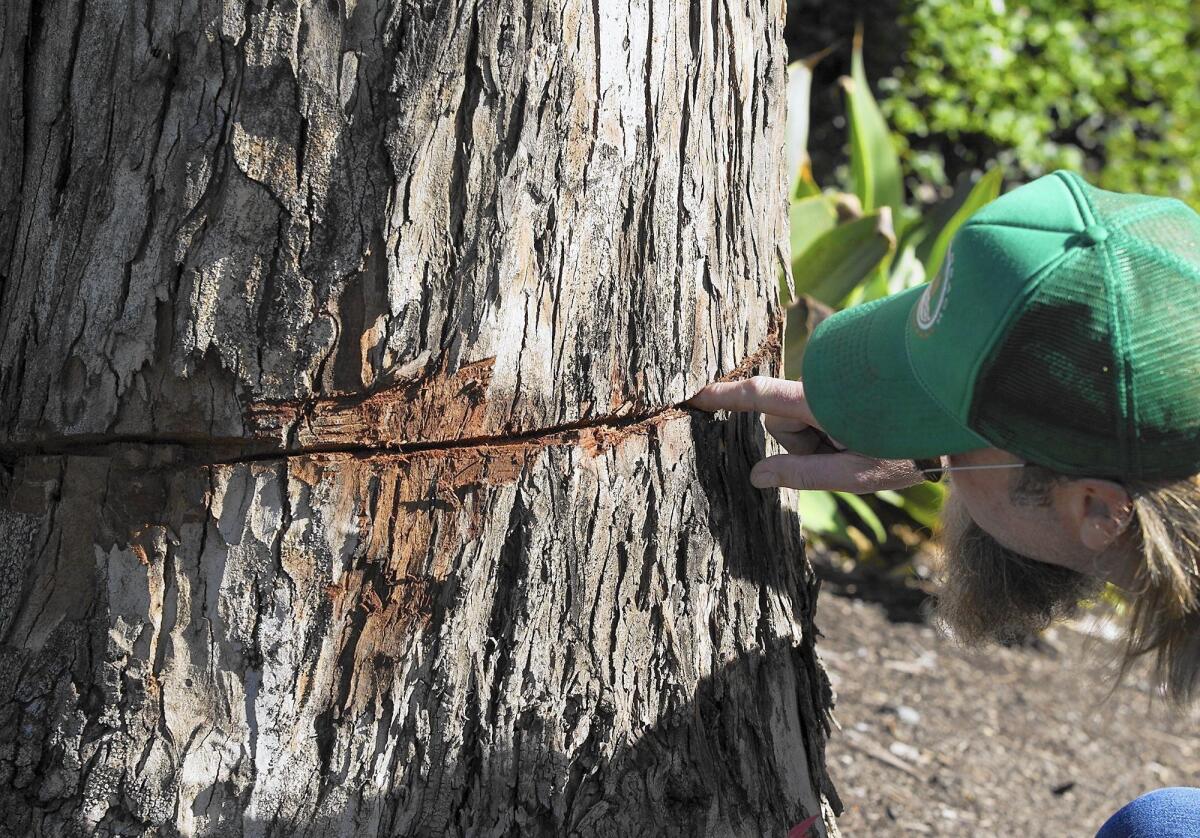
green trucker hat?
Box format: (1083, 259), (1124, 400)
(801, 169), (1200, 479)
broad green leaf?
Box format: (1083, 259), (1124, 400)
(873, 489), (906, 507)
(894, 175), (970, 260)
(785, 60), (814, 197)
(1099, 582), (1128, 614)
(858, 262), (891, 303)
(876, 483), (945, 529)
(917, 166), (1004, 277)
(794, 167), (822, 199)
(843, 24), (904, 213)
(782, 190), (836, 306)
(835, 491), (888, 544)
(797, 490), (846, 537)
(796, 208), (896, 307)
(895, 481), (947, 529)
(783, 301), (807, 378)
(786, 48), (834, 199)
(790, 195), (838, 264)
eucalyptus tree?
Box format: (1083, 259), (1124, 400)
(0, 1), (837, 834)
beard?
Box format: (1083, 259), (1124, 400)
(933, 489), (1104, 645)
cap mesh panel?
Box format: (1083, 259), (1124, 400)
(1084, 185), (1160, 219)
(1114, 225), (1200, 477)
(1124, 209), (1200, 265)
(961, 177), (1200, 479)
(969, 248), (1124, 475)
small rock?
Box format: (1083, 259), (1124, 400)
(878, 703), (921, 725)
(888, 741), (922, 763)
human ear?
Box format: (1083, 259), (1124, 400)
(1069, 479), (1133, 552)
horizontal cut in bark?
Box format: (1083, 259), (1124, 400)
(0, 321), (781, 465)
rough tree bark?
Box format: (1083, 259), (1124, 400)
(0, 0), (840, 835)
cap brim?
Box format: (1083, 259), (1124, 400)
(800, 283), (994, 460)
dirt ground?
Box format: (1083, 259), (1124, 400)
(814, 557), (1200, 837)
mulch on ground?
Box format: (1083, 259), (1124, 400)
(815, 564), (1200, 837)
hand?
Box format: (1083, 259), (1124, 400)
(687, 376), (927, 494)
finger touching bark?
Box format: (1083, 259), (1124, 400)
(688, 376), (821, 426)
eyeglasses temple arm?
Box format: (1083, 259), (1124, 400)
(918, 463), (1028, 474)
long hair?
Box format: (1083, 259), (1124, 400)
(1121, 475), (1200, 704)
(1013, 466), (1200, 704)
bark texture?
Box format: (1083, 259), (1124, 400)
(0, 0), (839, 835)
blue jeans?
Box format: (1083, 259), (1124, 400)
(1097, 788), (1200, 837)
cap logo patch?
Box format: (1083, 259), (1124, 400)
(915, 244), (953, 332)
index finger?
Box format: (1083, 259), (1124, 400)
(687, 376), (824, 429)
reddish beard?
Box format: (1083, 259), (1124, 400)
(933, 490), (1103, 644)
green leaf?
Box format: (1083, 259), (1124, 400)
(887, 243), (927, 294)
(783, 302), (807, 379)
(873, 489), (906, 508)
(843, 24), (904, 214)
(785, 59), (814, 197)
(794, 209), (897, 307)
(895, 481), (947, 529)
(1099, 582), (1128, 614)
(790, 195), (838, 263)
(793, 168), (822, 199)
(876, 483), (946, 532)
(835, 491), (888, 544)
(797, 490), (847, 537)
(858, 262), (891, 303)
(783, 191), (837, 306)
(786, 48), (834, 199)
(916, 167), (1004, 277)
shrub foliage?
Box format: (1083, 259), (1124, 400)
(880, 0), (1199, 205)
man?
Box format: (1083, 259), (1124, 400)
(690, 170), (1200, 837)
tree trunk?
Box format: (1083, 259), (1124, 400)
(0, 1), (840, 835)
